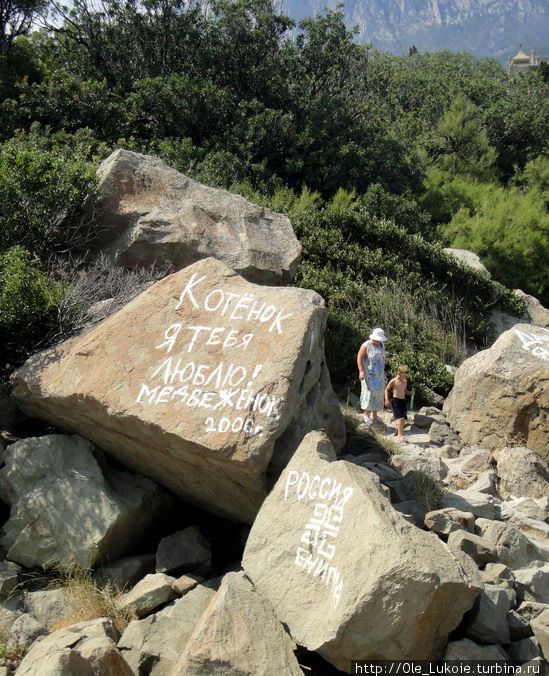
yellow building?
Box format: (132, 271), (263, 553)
(507, 45), (548, 77)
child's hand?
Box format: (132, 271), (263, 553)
(384, 399), (390, 408)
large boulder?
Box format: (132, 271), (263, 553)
(11, 258), (344, 523)
(443, 325), (549, 460)
(93, 149), (301, 285)
(242, 431), (480, 673)
(443, 248), (491, 277)
(0, 435), (171, 569)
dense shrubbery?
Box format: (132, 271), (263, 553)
(0, 247), (62, 369)
(0, 0), (546, 399)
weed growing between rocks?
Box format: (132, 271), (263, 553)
(373, 434), (403, 458)
(49, 566), (136, 634)
(0, 635), (27, 672)
(409, 471), (445, 512)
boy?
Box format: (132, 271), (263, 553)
(384, 365), (412, 442)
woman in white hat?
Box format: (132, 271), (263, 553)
(356, 327), (387, 425)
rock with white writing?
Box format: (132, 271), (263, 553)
(242, 431), (480, 673)
(443, 325), (549, 460)
(11, 258), (344, 523)
(94, 149), (301, 285)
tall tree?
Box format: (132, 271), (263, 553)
(0, 0), (45, 55)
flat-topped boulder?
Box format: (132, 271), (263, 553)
(443, 325), (549, 460)
(11, 258), (344, 523)
(242, 431), (480, 673)
(93, 149), (301, 285)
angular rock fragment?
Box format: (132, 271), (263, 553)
(443, 325), (549, 460)
(171, 572), (302, 676)
(118, 582), (216, 676)
(95, 149), (301, 285)
(155, 527), (211, 576)
(243, 431), (480, 672)
(16, 618), (131, 676)
(11, 258), (344, 523)
(496, 446), (549, 500)
(447, 530), (497, 566)
(117, 573), (177, 618)
(0, 435), (171, 569)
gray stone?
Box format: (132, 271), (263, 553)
(413, 413), (437, 429)
(94, 149), (302, 285)
(424, 508), (475, 538)
(468, 471), (498, 495)
(496, 446), (549, 500)
(171, 574), (204, 596)
(98, 554), (156, 590)
(516, 601), (549, 625)
(171, 572), (302, 676)
(515, 290), (549, 328)
(443, 325), (549, 460)
(513, 566), (549, 604)
(508, 609), (533, 641)
(444, 638), (509, 661)
(501, 498), (547, 523)
(442, 490), (498, 520)
(155, 527), (211, 576)
(0, 435), (172, 569)
(117, 573), (177, 618)
(481, 563), (514, 585)
(429, 421), (461, 448)
(475, 519), (549, 570)
(15, 617), (132, 676)
(508, 638), (542, 663)
(0, 560), (21, 600)
(118, 582), (216, 676)
(439, 445), (460, 459)
(391, 448), (448, 482)
(447, 530), (497, 566)
(443, 248), (491, 277)
(506, 512), (549, 540)
(242, 431), (480, 671)
(6, 613), (46, 651)
(392, 500), (427, 527)
(24, 588), (71, 630)
(466, 585), (513, 644)
(530, 609), (549, 659)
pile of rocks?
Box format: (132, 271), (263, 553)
(0, 152), (547, 675)
(341, 405), (549, 670)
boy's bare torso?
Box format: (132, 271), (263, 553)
(391, 377), (408, 399)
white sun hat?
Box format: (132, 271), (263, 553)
(369, 328), (387, 342)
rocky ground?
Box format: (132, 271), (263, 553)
(0, 395), (547, 675)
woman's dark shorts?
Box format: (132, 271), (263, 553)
(391, 397), (407, 420)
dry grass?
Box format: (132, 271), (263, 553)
(374, 434), (404, 457)
(409, 471), (445, 511)
(49, 566), (136, 634)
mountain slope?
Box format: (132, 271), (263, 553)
(283, 0), (549, 60)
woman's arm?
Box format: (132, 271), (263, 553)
(357, 344), (368, 380)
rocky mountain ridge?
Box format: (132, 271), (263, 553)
(283, 0), (549, 60)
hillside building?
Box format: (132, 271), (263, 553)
(507, 46), (548, 77)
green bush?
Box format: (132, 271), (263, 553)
(0, 129), (102, 257)
(0, 247), (62, 369)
